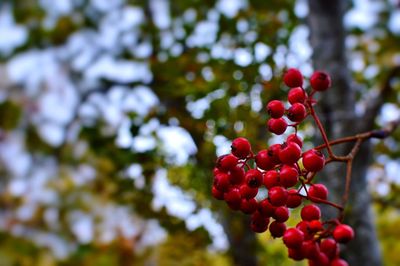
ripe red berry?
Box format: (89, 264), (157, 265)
(330, 258), (349, 266)
(296, 221), (312, 240)
(273, 206), (289, 222)
(288, 87), (307, 104)
(231, 137), (251, 159)
(212, 186), (225, 200)
(279, 142), (302, 165)
(320, 238), (339, 259)
(217, 154), (238, 172)
(269, 221), (287, 238)
(302, 149), (325, 172)
(309, 184), (328, 202)
(286, 133), (303, 148)
(283, 228), (304, 248)
(301, 240), (320, 259)
(310, 71), (331, 91)
(301, 204), (321, 221)
(286, 189), (302, 208)
(258, 199), (276, 217)
(287, 103), (307, 122)
(224, 188), (241, 210)
(245, 169), (263, 188)
(255, 150), (275, 170)
(213, 172), (231, 192)
(250, 211), (270, 233)
(283, 68), (303, 88)
(308, 220), (323, 233)
(309, 252), (329, 266)
(279, 165), (299, 188)
(288, 248), (304, 261)
(240, 198), (258, 214)
(333, 224), (354, 243)
(263, 170), (280, 189)
(267, 100), (285, 118)
(229, 165), (245, 185)
(267, 118), (288, 135)
(239, 184), (258, 199)
(268, 186), (288, 207)
(267, 144), (282, 164)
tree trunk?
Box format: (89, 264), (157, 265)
(307, 1), (382, 265)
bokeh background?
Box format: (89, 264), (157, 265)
(0, 0), (400, 265)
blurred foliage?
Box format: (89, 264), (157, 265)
(0, 0), (399, 265)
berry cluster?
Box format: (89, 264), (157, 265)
(212, 68), (353, 266)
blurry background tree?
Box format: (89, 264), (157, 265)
(0, 0), (399, 266)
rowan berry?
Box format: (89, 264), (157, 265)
(288, 248), (304, 261)
(267, 100), (285, 118)
(213, 172), (231, 192)
(287, 133), (303, 148)
(310, 71), (331, 91)
(255, 150), (275, 170)
(240, 198), (258, 214)
(301, 240), (320, 259)
(279, 142), (302, 164)
(269, 221), (287, 238)
(330, 258), (349, 266)
(212, 186), (225, 200)
(267, 144), (282, 164)
(229, 165), (245, 185)
(320, 238), (339, 260)
(288, 87), (307, 104)
(231, 137), (251, 158)
(301, 204), (321, 221)
(283, 68), (303, 88)
(245, 169), (263, 188)
(239, 184), (258, 199)
(302, 149), (325, 172)
(250, 211), (270, 233)
(333, 224), (354, 243)
(287, 103), (307, 122)
(309, 184), (328, 202)
(280, 165), (299, 188)
(283, 228), (304, 248)
(268, 186), (288, 207)
(273, 206), (289, 222)
(267, 118), (287, 135)
(286, 189), (302, 208)
(263, 170), (280, 189)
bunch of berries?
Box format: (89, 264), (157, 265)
(212, 68), (353, 266)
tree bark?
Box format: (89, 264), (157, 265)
(307, 1), (382, 265)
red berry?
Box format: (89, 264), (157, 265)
(268, 186), (288, 207)
(267, 144), (282, 164)
(212, 186), (225, 200)
(310, 71), (331, 91)
(279, 142), (302, 164)
(273, 206), (289, 222)
(269, 221), (287, 238)
(245, 169), (263, 188)
(231, 137), (251, 158)
(240, 198), (258, 214)
(287, 133), (303, 148)
(309, 252), (329, 266)
(267, 118), (287, 135)
(263, 170), (280, 189)
(283, 68), (303, 88)
(213, 173), (231, 192)
(283, 228), (304, 248)
(331, 258), (349, 266)
(229, 165), (245, 185)
(309, 184), (328, 202)
(301, 240), (320, 259)
(217, 154), (238, 171)
(302, 149), (325, 172)
(239, 184), (258, 199)
(213, 167), (221, 176)
(280, 164), (299, 188)
(267, 100), (285, 118)
(225, 188), (241, 210)
(308, 220), (323, 233)
(320, 238), (339, 259)
(333, 224), (354, 243)
(288, 248), (304, 261)
(286, 189), (302, 208)
(287, 103), (307, 122)
(296, 221), (312, 240)
(258, 199), (276, 217)
(255, 150), (275, 170)
(288, 87), (307, 104)
(301, 204), (321, 221)
(250, 211), (270, 233)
